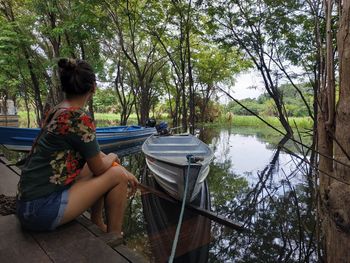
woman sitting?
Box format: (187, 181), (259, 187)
(16, 58), (138, 240)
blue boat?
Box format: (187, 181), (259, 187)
(0, 125), (156, 152)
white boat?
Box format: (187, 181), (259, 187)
(142, 134), (214, 202)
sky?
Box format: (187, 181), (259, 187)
(219, 70), (265, 104)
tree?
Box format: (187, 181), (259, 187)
(319, 1), (350, 261)
(151, 0), (196, 132)
(193, 43), (249, 122)
(0, 0), (45, 125)
(208, 0), (316, 137)
(103, 0), (166, 125)
(113, 58), (136, 125)
(30, 0), (106, 119)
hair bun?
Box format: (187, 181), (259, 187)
(58, 58), (76, 70)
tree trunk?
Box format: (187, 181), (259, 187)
(139, 82), (150, 126)
(323, 1), (350, 262)
(319, 0), (334, 201)
(23, 48), (44, 125)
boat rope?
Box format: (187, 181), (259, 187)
(168, 154), (193, 263)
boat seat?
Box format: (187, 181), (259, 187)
(147, 143), (199, 147)
(147, 150), (208, 154)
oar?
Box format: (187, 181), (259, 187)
(113, 161), (245, 231)
(137, 182), (245, 232)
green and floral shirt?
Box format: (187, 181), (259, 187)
(17, 107), (100, 201)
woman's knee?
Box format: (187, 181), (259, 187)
(75, 163), (93, 181)
(106, 166), (129, 185)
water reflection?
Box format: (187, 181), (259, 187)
(201, 127), (317, 262)
(206, 128), (308, 186)
(141, 168), (211, 263)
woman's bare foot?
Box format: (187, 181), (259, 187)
(97, 222), (108, 232)
(106, 232), (125, 246)
(91, 219), (107, 232)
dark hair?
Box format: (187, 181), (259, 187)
(58, 58), (96, 96)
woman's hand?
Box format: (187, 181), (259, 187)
(87, 152), (120, 176)
(101, 151), (120, 164)
(124, 170), (139, 198)
(107, 152), (120, 164)
(111, 162), (138, 197)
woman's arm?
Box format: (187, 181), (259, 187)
(86, 152), (119, 176)
(99, 151), (120, 164)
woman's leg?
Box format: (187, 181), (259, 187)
(60, 165), (129, 236)
(90, 198), (106, 232)
(76, 164), (107, 231)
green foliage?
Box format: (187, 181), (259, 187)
(93, 87), (119, 113)
(213, 115), (313, 129)
(193, 43), (251, 87)
(0, 15), (32, 98)
(226, 83), (314, 118)
(1, 0), (317, 131)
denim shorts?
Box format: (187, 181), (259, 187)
(16, 189), (69, 231)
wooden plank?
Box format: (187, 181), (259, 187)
(0, 157), (145, 262)
(0, 156), (22, 176)
(76, 215), (149, 262)
(32, 221), (129, 263)
(114, 245), (149, 263)
(0, 156), (10, 165)
(0, 162), (19, 196)
(0, 115), (19, 127)
(0, 215), (51, 263)
(76, 214), (107, 237)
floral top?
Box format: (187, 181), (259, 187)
(17, 107), (100, 201)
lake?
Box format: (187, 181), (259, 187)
(1, 125), (317, 262)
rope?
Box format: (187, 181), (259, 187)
(168, 154), (193, 263)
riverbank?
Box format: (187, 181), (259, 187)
(214, 115), (313, 129)
(18, 111), (140, 127)
(18, 111), (313, 129)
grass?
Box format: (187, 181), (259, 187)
(18, 111), (140, 127)
(18, 111), (313, 129)
(18, 111), (36, 119)
(94, 112), (140, 121)
(215, 115), (313, 129)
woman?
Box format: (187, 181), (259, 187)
(16, 58), (138, 239)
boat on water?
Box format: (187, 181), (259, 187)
(141, 169), (211, 262)
(0, 125), (156, 152)
(142, 134), (214, 202)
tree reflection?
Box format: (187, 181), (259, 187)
(120, 153), (152, 259)
(116, 128), (317, 262)
(140, 170), (211, 263)
(208, 136), (317, 262)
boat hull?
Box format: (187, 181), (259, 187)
(0, 126), (156, 152)
(142, 134), (213, 202)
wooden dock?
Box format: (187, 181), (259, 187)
(0, 154), (148, 263)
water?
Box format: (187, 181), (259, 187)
(209, 129), (306, 185)
(1, 125), (317, 262)
(121, 126), (317, 262)
(200, 127), (316, 262)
